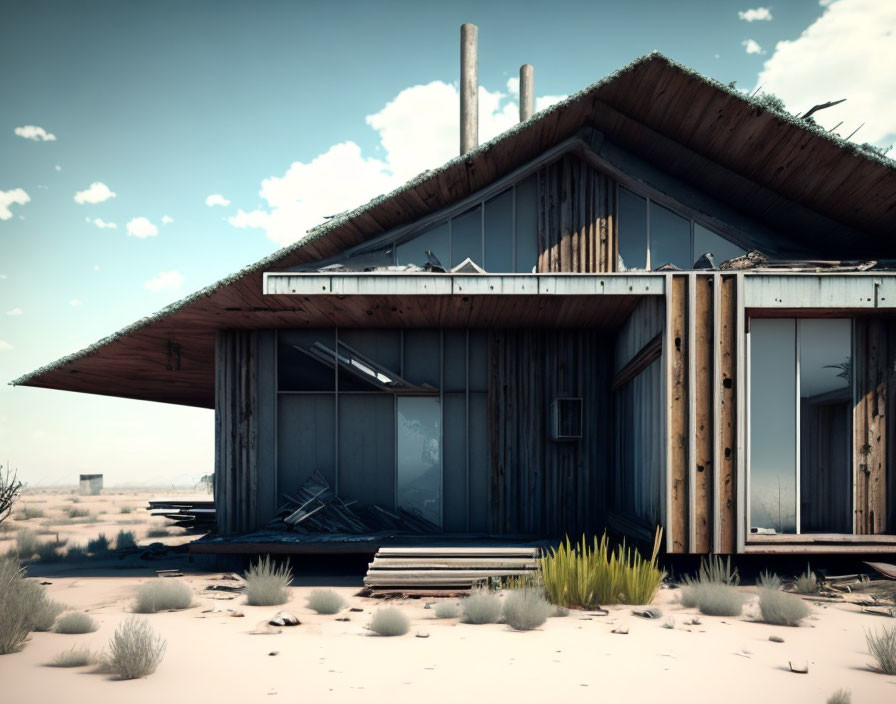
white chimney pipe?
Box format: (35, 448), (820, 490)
(460, 23), (478, 155)
(519, 64), (534, 122)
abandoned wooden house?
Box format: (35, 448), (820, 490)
(12, 43), (896, 558)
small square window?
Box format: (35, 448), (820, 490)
(551, 398), (582, 441)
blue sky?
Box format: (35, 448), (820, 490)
(1, 0), (893, 486)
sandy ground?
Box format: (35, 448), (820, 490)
(2, 490), (895, 703)
(1, 568), (895, 704)
(0, 487), (206, 554)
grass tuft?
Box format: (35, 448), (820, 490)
(120, 506), (133, 514)
(462, 588), (503, 624)
(55, 612), (99, 634)
(306, 589), (345, 615)
(133, 580), (192, 613)
(51, 645), (96, 668)
(36, 540), (66, 563)
(243, 556), (292, 606)
(794, 564), (818, 594)
(866, 624), (896, 674)
(67, 506), (90, 519)
(19, 505), (45, 520)
(540, 528), (665, 608)
(826, 689), (851, 704)
(86, 533), (110, 554)
(105, 616), (166, 679)
(15, 529), (40, 558)
(145, 527), (171, 538)
(369, 607), (409, 636)
(679, 556), (744, 617)
(65, 545), (87, 562)
(757, 571), (810, 626)
(502, 587), (552, 631)
(0, 556), (31, 653)
(115, 530), (137, 551)
(434, 602), (460, 619)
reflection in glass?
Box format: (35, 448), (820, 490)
(649, 203), (690, 270)
(396, 221), (449, 267)
(799, 319), (852, 533)
(397, 397), (441, 527)
(484, 189), (513, 272)
(617, 187), (647, 271)
(693, 224), (745, 267)
(750, 318), (797, 533)
(514, 175), (538, 273)
(451, 206), (482, 267)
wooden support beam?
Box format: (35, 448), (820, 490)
(610, 333), (662, 391)
(667, 275), (689, 553)
(718, 275), (738, 553)
(694, 275), (713, 553)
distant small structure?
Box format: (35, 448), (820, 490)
(79, 474), (103, 495)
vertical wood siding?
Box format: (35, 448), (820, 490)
(718, 277), (738, 553)
(536, 155), (616, 273)
(488, 329), (611, 537)
(214, 330), (259, 535)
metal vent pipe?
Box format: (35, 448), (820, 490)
(460, 23), (478, 155)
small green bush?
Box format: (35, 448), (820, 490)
(87, 533), (110, 554)
(794, 564), (818, 594)
(369, 607), (409, 636)
(826, 689), (851, 704)
(67, 506), (89, 519)
(306, 589), (345, 614)
(15, 529), (40, 558)
(115, 530), (137, 551)
(51, 645), (96, 667)
(133, 580), (192, 613)
(866, 624), (896, 674)
(105, 616), (166, 679)
(243, 556), (292, 606)
(55, 612), (99, 634)
(502, 588), (552, 631)
(757, 572), (810, 626)
(434, 602), (459, 619)
(462, 589), (503, 624)
(145, 527), (170, 538)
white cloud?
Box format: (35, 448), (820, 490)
(739, 7), (772, 21)
(0, 274), (6, 279)
(205, 194), (230, 207)
(14, 125), (56, 141)
(55, 165), (62, 172)
(126, 217), (158, 238)
(5, 308), (23, 316)
(756, 0), (896, 153)
(74, 181), (116, 204)
(94, 265), (100, 271)
(144, 269), (185, 292)
(0, 188), (30, 220)
(0, 340), (12, 351)
(90, 218), (117, 229)
(68, 299), (82, 307)
(231, 79), (568, 245)
(161, 215), (174, 225)
(742, 38), (764, 54)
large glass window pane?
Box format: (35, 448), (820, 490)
(617, 187), (647, 271)
(693, 224), (745, 268)
(514, 175), (538, 273)
(799, 319), (852, 533)
(397, 396), (442, 527)
(750, 318), (797, 534)
(451, 205), (482, 268)
(484, 189), (513, 272)
(396, 221), (449, 268)
(278, 330), (336, 391)
(649, 202), (690, 270)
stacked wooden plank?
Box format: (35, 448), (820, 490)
(364, 546), (540, 592)
(268, 471), (439, 534)
(147, 499), (216, 531)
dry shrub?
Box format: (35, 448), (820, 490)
(51, 645), (96, 667)
(133, 580), (192, 613)
(115, 530), (137, 551)
(146, 527), (170, 538)
(105, 616), (166, 679)
(243, 556), (292, 606)
(680, 556), (745, 617)
(86, 533), (110, 554)
(306, 589), (345, 614)
(15, 529), (40, 558)
(794, 564), (818, 594)
(462, 588), (503, 624)
(36, 540), (66, 563)
(502, 588), (552, 631)
(757, 572), (810, 626)
(55, 612), (99, 634)
(67, 506), (89, 519)
(866, 624), (896, 674)
(434, 602), (459, 619)
(369, 607), (409, 636)
(0, 556), (64, 653)
(826, 689), (851, 704)
(20, 505), (45, 520)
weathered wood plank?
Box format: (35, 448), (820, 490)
(667, 275), (689, 553)
(718, 275), (737, 553)
(694, 275), (713, 553)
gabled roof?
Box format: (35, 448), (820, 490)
(11, 52), (896, 408)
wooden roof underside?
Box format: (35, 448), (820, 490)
(13, 53), (896, 408)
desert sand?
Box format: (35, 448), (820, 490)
(1, 490), (895, 703)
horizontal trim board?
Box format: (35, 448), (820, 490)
(743, 274), (896, 309)
(375, 546), (539, 556)
(264, 273), (666, 297)
(747, 533), (896, 544)
(744, 545), (896, 555)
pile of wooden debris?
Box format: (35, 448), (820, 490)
(148, 498), (215, 531)
(267, 471), (439, 534)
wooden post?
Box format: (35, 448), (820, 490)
(519, 64), (534, 122)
